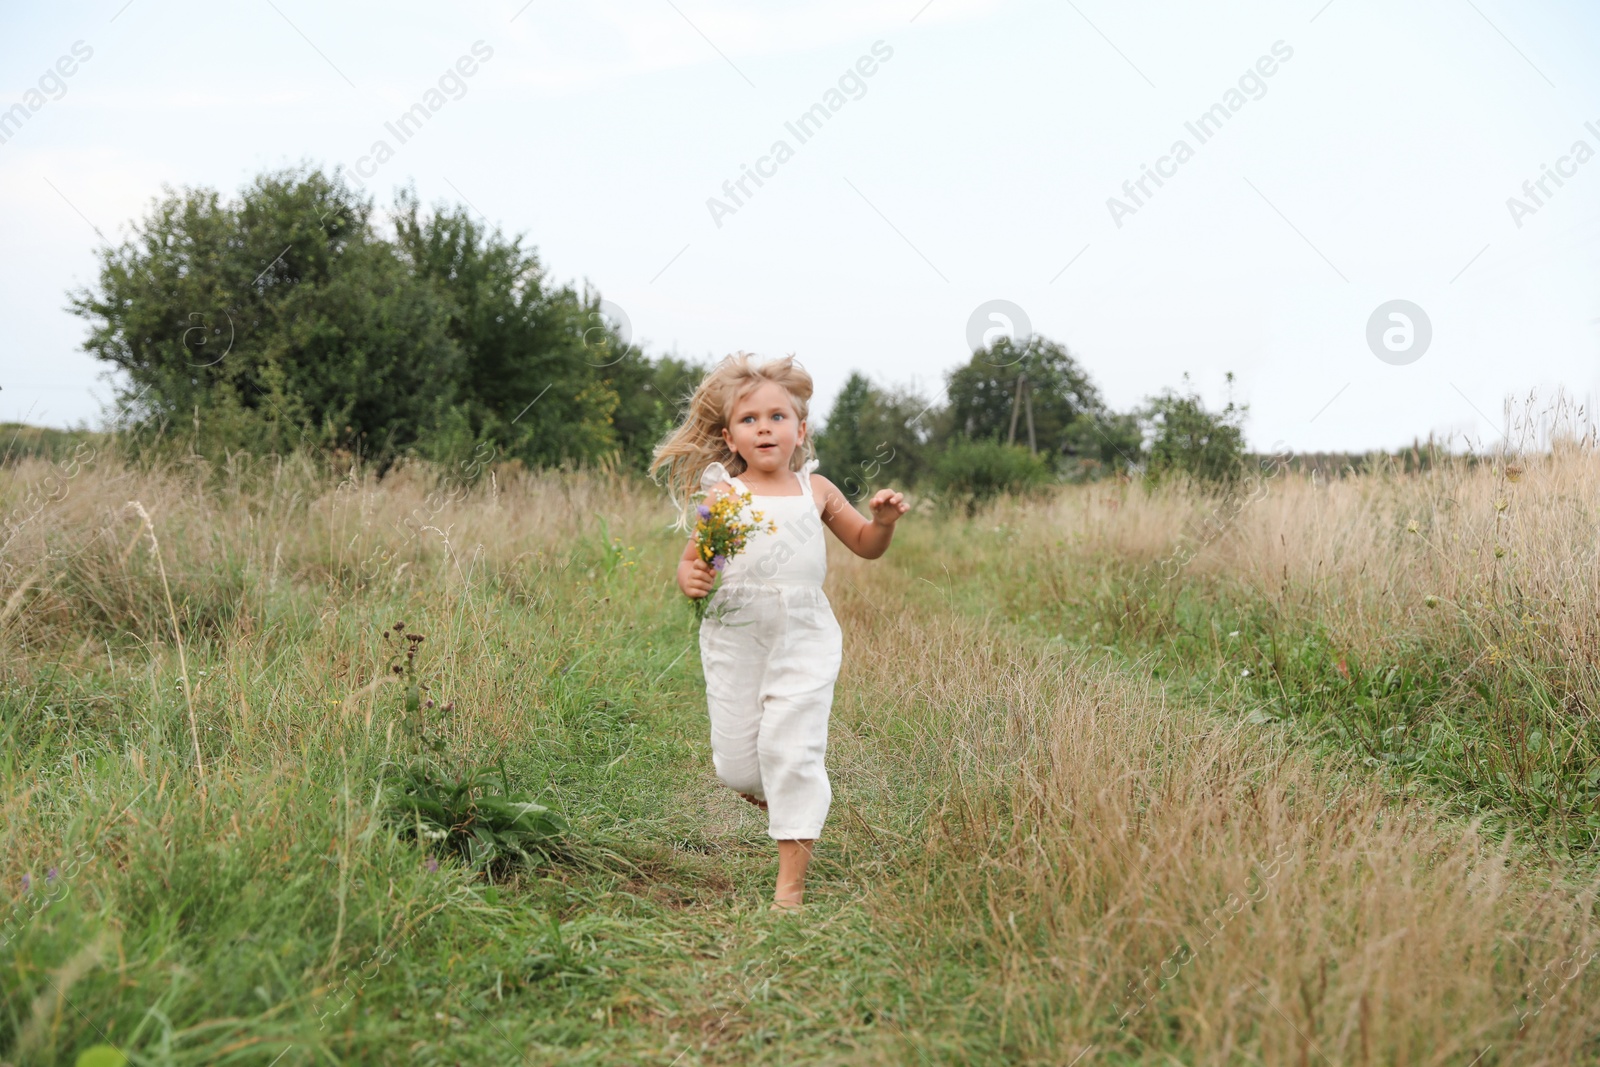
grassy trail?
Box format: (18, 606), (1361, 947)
(7, 457), (1600, 1064)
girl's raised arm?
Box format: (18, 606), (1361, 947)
(814, 474), (907, 560)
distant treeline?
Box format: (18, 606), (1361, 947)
(44, 163), (1466, 498)
(1, 425), (99, 465)
(1282, 442), (1466, 478)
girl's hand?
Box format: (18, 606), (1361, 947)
(869, 489), (908, 527)
(678, 556), (717, 599)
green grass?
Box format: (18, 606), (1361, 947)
(978, 519), (1600, 856)
(9, 465), (1600, 1064)
(2, 510), (970, 1065)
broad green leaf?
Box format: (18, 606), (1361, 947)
(76, 1046), (128, 1067)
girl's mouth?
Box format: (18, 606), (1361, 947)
(757, 443), (776, 450)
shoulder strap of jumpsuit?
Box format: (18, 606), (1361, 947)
(797, 457), (819, 499)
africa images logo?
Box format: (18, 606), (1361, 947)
(1366, 300), (1432, 365)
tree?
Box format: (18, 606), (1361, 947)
(67, 165), (682, 474)
(813, 373), (872, 482)
(814, 373), (935, 495)
(607, 351), (709, 474)
(942, 336), (1115, 475)
(1140, 372), (1249, 485)
(391, 189), (622, 470)
(69, 165), (462, 466)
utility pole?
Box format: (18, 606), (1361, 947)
(1024, 381), (1036, 454)
(1007, 373), (1038, 453)
(1008, 373), (1025, 446)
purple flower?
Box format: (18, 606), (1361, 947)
(697, 504), (711, 520)
(20, 873), (30, 892)
(46, 867), (58, 884)
(425, 857), (439, 873)
(711, 554), (727, 572)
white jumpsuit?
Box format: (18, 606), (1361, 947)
(698, 458), (843, 840)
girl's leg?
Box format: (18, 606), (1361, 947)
(758, 597), (841, 911)
(754, 626), (838, 841)
(773, 838), (815, 910)
(738, 792), (768, 810)
(700, 608), (772, 802)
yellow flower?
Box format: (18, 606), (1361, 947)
(691, 489), (777, 596)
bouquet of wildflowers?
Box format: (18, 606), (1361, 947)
(691, 461), (776, 620)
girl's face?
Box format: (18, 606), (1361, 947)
(721, 381), (806, 474)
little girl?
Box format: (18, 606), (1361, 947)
(650, 353), (908, 912)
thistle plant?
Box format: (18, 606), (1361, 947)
(376, 622), (567, 878)
(382, 621), (449, 759)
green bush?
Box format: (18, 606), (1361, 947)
(927, 438), (1053, 516)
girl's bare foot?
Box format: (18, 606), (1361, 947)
(773, 839), (815, 912)
(738, 792), (768, 810)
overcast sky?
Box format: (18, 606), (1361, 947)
(4, 0), (1598, 454)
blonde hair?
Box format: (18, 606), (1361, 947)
(650, 351), (817, 529)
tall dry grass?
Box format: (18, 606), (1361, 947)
(1, 446), (660, 653)
(962, 397), (1600, 849)
(825, 540), (1600, 1063)
(1, 449), (692, 1062)
(1031, 394), (1599, 666)
(5, 436), (1600, 1062)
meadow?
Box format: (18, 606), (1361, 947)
(4, 425), (1600, 1065)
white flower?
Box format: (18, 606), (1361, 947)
(1241, 669), (1252, 677)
